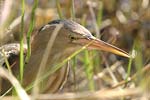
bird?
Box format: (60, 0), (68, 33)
(0, 19), (130, 94)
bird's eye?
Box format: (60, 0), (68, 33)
(71, 36), (75, 40)
(69, 35), (76, 40)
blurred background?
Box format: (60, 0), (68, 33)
(0, 0), (150, 99)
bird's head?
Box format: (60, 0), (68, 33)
(32, 19), (130, 58)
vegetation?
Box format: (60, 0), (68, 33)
(0, 0), (149, 99)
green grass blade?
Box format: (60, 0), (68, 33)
(70, 0), (75, 20)
(72, 56), (77, 91)
(97, 1), (103, 27)
(26, 0), (38, 62)
(56, 0), (63, 19)
(20, 0), (25, 83)
(126, 53), (133, 81)
(83, 50), (95, 90)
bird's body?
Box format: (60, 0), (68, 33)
(0, 19), (130, 94)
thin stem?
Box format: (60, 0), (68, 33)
(56, 0), (63, 19)
(20, 0), (25, 83)
(26, 0), (38, 62)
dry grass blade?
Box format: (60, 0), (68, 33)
(111, 63), (150, 89)
(1, 88), (142, 100)
(0, 0), (13, 26)
(37, 88), (142, 100)
(32, 24), (63, 95)
(0, 67), (30, 100)
(94, 61), (122, 80)
(0, 0), (13, 44)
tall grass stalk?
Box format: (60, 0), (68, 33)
(92, 1), (103, 73)
(97, 1), (103, 27)
(82, 1), (103, 90)
(83, 50), (95, 90)
(134, 39), (143, 82)
(72, 56), (77, 91)
(70, 0), (75, 20)
(125, 51), (133, 81)
(26, 0), (38, 62)
(56, 0), (63, 19)
(81, 16), (95, 90)
(20, 0), (25, 83)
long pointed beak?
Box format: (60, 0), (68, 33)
(75, 37), (130, 58)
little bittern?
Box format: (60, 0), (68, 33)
(0, 19), (130, 94)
